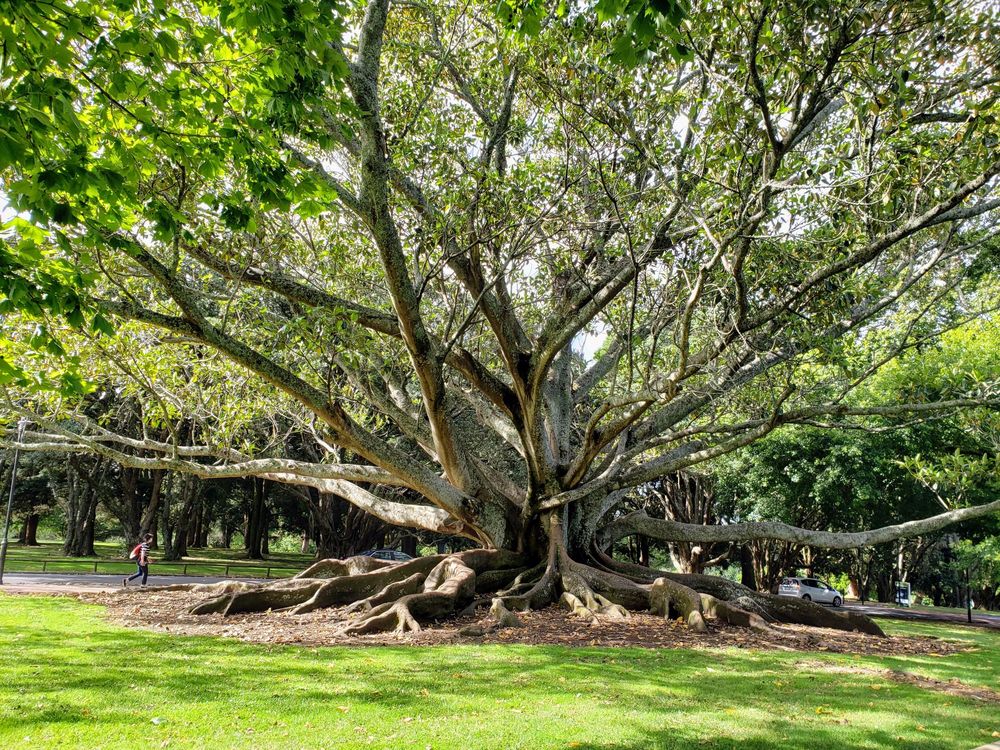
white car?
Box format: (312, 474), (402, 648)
(778, 577), (843, 607)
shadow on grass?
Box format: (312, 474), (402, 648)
(2, 596), (998, 749)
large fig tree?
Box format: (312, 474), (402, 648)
(2, 0), (999, 635)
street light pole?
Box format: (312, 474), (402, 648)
(0, 417), (28, 585)
(965, 566), (972, 624)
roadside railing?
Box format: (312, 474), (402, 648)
(18, 559), (301, 579)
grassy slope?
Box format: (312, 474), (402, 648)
(1, 595), (997, 749)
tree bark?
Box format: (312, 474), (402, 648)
(63, 456), (104, 557)
(245, 477), (268, 560)
(18, 513), (39, 545)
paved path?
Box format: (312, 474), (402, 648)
(0, 572), (258, 594)
(845, 602), (1000, 630)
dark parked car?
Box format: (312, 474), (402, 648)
(360, 549), (414, 562)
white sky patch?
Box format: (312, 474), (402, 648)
(573, 325), (607, 364)
(672, 113), (689, 138)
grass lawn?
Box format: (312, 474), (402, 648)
(1, 594), (998, 749)
(2, 540), (311, 578)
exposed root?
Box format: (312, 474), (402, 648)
(294, 556), (390, 579)
(475, 565), (528, 594)
(700, 594), (776, 634)
(760, 593), (885, 636)
(496, 562), (547, 596)
(497, 536), (560, 612)
(189, 578), (325, 615)
(337, 572), (426, 616)
(592, 547), (885, 636)
(488, 597), (524, 628)
(499, 567), (559, 611)
(559, 577), (631, 621)
(287, 558), (443, 615)
(649, 577), (708, 633)
(457, 597), (525, 637)
(340, 556), (476, 635)
(559, 592), (598, 624)
(174, 532), (886, 640)
(143, 580), (260, 596)
(185, 549), (524, 620)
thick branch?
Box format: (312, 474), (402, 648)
(604, 499), (1000, 550)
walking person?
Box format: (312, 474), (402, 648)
(123, 533), (154, 587)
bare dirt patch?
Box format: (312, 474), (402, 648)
(79, 588), (967, 657)
(794, 660), (1000, 704)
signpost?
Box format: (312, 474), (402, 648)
(894, 581), (911, 608)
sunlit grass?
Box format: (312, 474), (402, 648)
(1, 594), (997, 749)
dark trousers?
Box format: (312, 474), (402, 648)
(127, 564), (148, 585)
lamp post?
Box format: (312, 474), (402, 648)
(0, 417), (28, 585)
(965, 565), (972, 624)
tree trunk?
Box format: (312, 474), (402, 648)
(739, 545), (757, 590)
(139, 469), (165, 542)
(149, 511), (160, 550)
(167, 475), (197, 561)
(63, 456), (104, 557)
(17, 513), (39, 545)
(160, 472), (176, 560)
(261, 505), (270, 556)
(119, 466), (142, 545)
(245, 478), (268, 560)
(401, 535), (418, 557)
(648, 472), (724, 575)
(196, 503), (210, 547)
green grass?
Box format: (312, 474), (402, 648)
(2, 540), (310, 578)
(1, 594), (998, 749)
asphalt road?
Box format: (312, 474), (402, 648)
(845, 602), (1000, 630)
(0, 572), (260, 593)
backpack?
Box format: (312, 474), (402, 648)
(129, 543), (142, 560)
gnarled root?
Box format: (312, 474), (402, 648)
(699, 594), (775, 634)
(458, 597), (525, 637)
(143, 580), (260, 596)
(757, 592), (885, 635)
(189, 578), (325, 615)
(294, 555), (391, 579)
(184, 549), (526, 636)
(340, 556), (476, 635)
(559, 572), (631, 622)
(287, 557), (445, 615)
(488, 597), (524, 628)
(649, 577), (708, 633)
(592, 548), (885, 636)
(340, 572), (427, 616)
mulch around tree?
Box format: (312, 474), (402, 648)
(69, 589), (971, 658)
